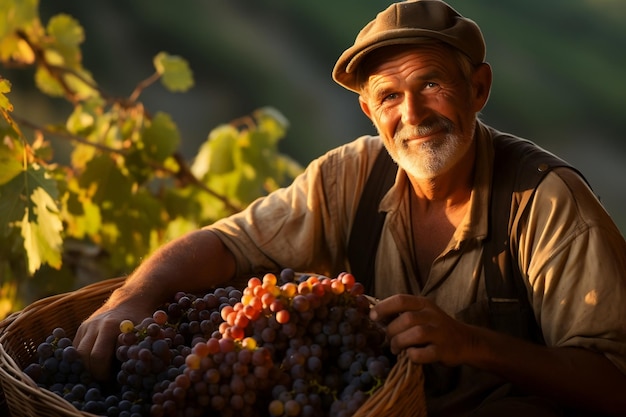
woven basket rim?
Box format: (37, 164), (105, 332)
(0, 338), (100, 417)
(0, 278), (126, 417)
(0, 275), (427, 417)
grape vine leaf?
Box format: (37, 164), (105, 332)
(0, 0), (39, 63)
(35, 64), (66, 97)
(78, 154), (133, 208)
(22, 186), (63, 273)
(0, 77), (13, 112)
(0, 78), (24, 139)
(47, 14), (84, 68)
(191, 124), (238, 178)
(142, 112), (181, 163)
(153, 52), (194, 92)
(0, 165), (63, 274)
(0, 138), (24, 186)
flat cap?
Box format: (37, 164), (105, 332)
(332, 0), (486, 92)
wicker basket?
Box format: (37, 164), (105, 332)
(0, 277), (427, 417)
(0, 277), (125, 417)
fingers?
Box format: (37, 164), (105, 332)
(74, 315), (118, 381)
(406, 344), (438, 364)
(369, 295), (468, 365)
(89, 330), (116, 381)
(370, 294), (428, 323)
(385, 310), (434, 354)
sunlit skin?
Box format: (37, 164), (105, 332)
(358, 44), (493, 364)
(358, 45), (491, 282)
(358, 45), (487, 187)
(359, 45), (626, 414)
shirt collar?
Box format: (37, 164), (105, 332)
(379, 121), (493, 245)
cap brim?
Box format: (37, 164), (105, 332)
(333, 29), (472, 93)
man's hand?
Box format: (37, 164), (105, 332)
(72, 229), (237, 381)
(74, 300), (152, 381)
(370, 293), (626, 415)
(370, 294), (482, 367)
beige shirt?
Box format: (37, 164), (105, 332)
(208, 122), (626, 412)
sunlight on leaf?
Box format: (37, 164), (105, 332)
(153, 52), (194, 92)
(34, 66), (65, 97)
(48, 13), (84, 47)
(191, 124), (238, 178)
(21, 187), (63, 274)
(0, 77), (14, 112)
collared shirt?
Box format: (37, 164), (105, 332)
(208, 122), (626, 413)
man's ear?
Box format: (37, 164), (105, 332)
(359, 95), (373, 120)
(472, 63), (492, 112)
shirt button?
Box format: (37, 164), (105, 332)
(537, 163), (549, 172)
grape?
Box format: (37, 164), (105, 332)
(24, 269), (392, 417)
(51, 327), (66, 339)
(119, 319), (135, 334)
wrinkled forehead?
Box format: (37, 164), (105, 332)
(356, 42), (464, 91)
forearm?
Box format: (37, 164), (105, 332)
(106, 228), (236, 311)
(471, 325), (626, 415)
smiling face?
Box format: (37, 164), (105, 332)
(358, 43), (491, 181)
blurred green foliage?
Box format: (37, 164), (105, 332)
(24, 0), (622, 230)
(0, 0), (302, 316)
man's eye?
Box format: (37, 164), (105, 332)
(425, 82), (439, 89)
(382, 93), (399, 102)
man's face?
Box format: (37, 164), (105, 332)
(358, 45), (487, 180)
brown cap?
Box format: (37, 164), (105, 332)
(332, 0), (486, 93)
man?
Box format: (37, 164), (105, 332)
(75, 0), (626, 415)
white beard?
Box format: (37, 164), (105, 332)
(394, 133), (464, 179)
(385, 119), (475, 180)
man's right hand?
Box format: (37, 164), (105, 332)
(72, 229), (238, 381)
(73, 301), (151, 381)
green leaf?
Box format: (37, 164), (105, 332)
(47, 13), (84, 46)
(0, 0), (39, 63)
(34, 66), (65, 97)
(21, 186), (63, 273)
(142, 112), (181, 163)
(47, 13), (84, 68)
(191, 124), (238, 178)
(70, 142), (97, 171)
(0, 138), (24, 185)
(0, 78), (13, 112)
(79, 154), (133, 209)
(98, 188), (164, 270)
(66, 97), (103, 135)
(153, 52), (194, 92)
(64, 68), (98, 100)
(0, 173), (27, 238)
(0, 0), (39, 32)
(62, 183), (102, 239)
(0, 165), (63, 274)
(254, 106), (289, 143)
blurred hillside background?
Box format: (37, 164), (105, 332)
(5, 0), (626, 233)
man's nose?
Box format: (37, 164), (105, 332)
(401, 93), (429, 126)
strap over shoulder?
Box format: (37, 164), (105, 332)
(347, 145), (396, 295)
(346, 129), (590, 343)
(484, 131), (588, 341)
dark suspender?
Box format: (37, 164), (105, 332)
(346, 148), (397, 296)
(347, 135), (585, 341)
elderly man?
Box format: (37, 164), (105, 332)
(75, 1), (626, 415)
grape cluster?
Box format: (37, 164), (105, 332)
(23, 328), (122, 415)
(23, 269), (394, 416)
